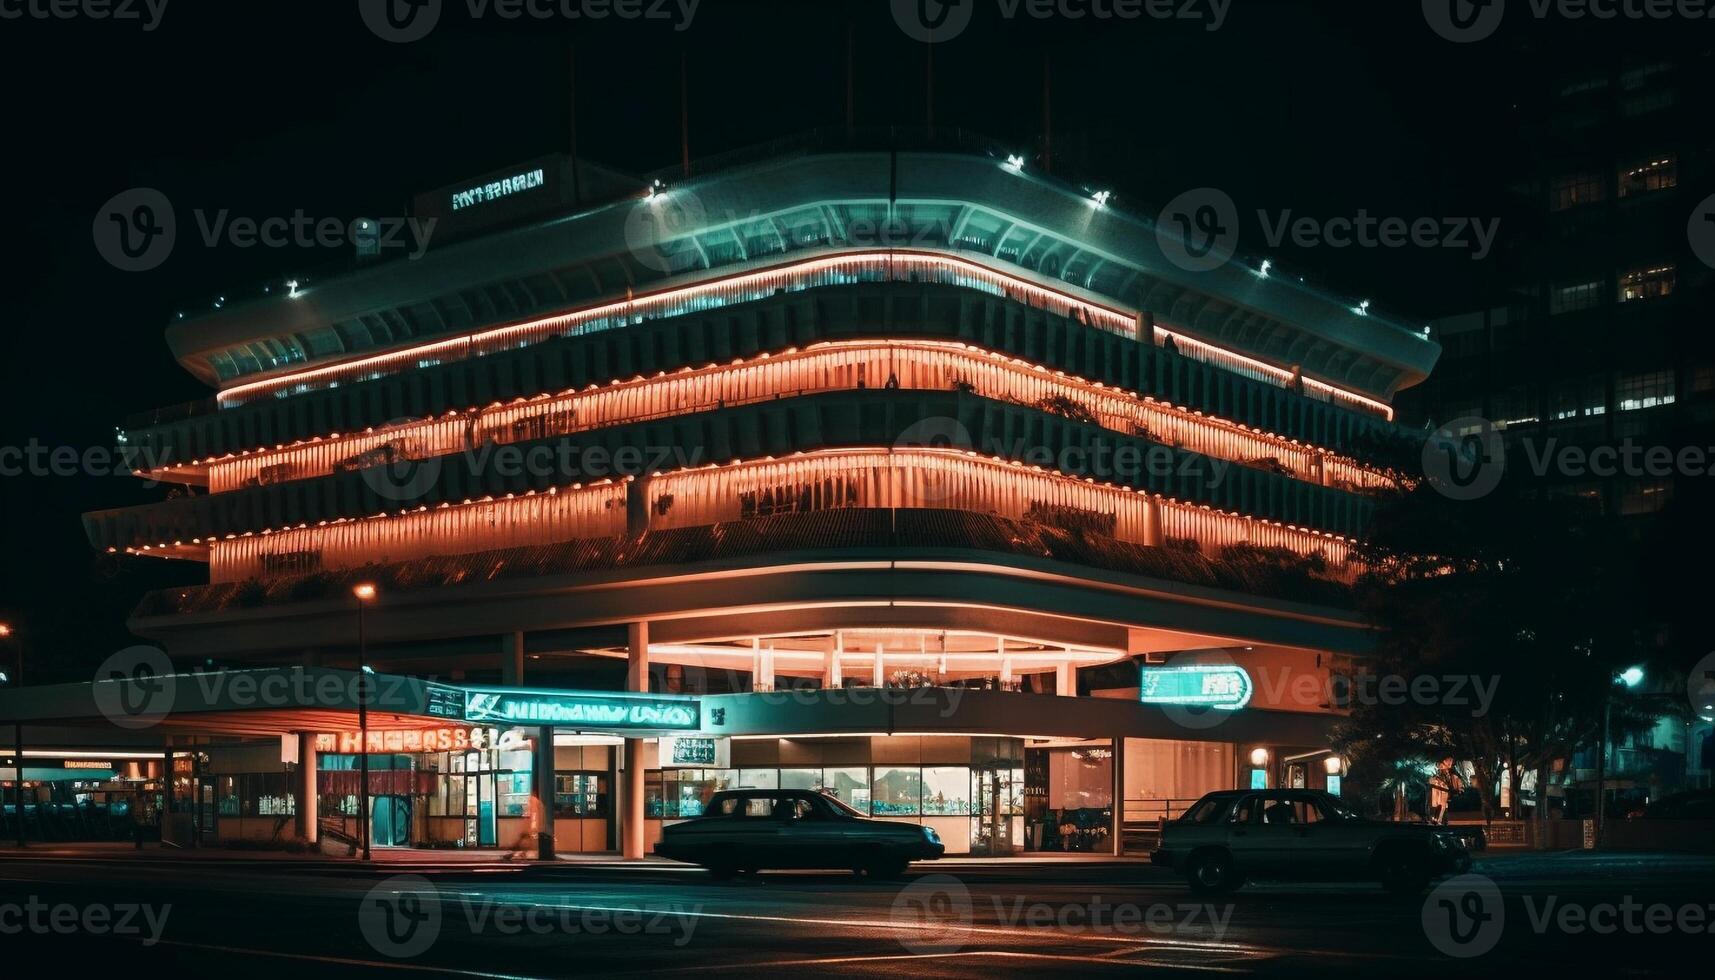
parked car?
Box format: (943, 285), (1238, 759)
(1151, 789), (1471, 896)
(655, 789), (946, 879)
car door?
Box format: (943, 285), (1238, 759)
(1241, 792), (1308, 875)
(717, 794), (786, 867)
(1222, 794), (1276, 874)
(774, 795), (847, 868)
(1294, 794), (1371, 876)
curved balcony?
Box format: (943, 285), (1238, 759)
(121, 281), (1405, 477)
(87, 390), (1375, 558)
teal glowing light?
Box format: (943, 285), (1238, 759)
(463, 689), (700, 730)
(1138, 664), (1254, 711)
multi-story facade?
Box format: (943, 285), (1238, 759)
(59, 137), (1439, 855)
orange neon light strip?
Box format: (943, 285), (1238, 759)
(213, 249), (1396, 419)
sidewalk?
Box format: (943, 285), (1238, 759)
(0, 841), (1149, 868)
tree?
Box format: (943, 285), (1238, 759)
(1339, 430), (1653, 840)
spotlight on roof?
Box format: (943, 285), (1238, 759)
(1258, 259), (1272, 278)
(1090, 190), (1113, 208)
(1003, 154), (1026, 172)
(287, 280), (302, 299)
(1355, 300), (1371, 316)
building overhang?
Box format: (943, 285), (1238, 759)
(125, 550), (1375, 663)
(163, 150), (1438, 399)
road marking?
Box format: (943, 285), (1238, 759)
(633, 949), (1252, 974)
(444, 894), (1397, 961)
(137, 938), (548, 979)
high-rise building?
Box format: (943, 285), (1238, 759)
(57, 136), (1439, 854)
(1400, 42), (1715, 801)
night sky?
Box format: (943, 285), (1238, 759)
(0, 0), (1606, 678)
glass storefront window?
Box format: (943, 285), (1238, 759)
(922, 766), (973, 815)
(497, 772), (532, 817)
(737, 769), (778, 790)
(554, 773), (608, 817)
(871, 767), (922, 816)
(779, 768), (823, 792)
(824, 767), (870, 814)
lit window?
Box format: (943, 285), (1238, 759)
(1618, 266), (1675, 303)
(1615, 371), (1675, 412)
(1619, 156), (1677, 197)
(1549, 172), (1605, 211)
(1549, 279), (1604, 314)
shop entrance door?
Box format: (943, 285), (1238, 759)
(970, 765), (1017, 856)
(463, 774), (496, 847)
(371, 795), (412, 847)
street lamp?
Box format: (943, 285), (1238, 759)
(0, 623), (22, 848)
(353, 585), (377, 861)
(1596, 665), (1645, 848)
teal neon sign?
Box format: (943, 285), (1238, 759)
(463, 690), (700, 730)
(1139, 664), (1253, 711)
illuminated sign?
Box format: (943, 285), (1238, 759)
(424, 683), (464, 719)
(451, 168), (545, 211)
(62, 760), (113, 770)
(661, 736), (727, 768)
(313, 727), (526, 755)
(1139, 664), (1253, 710)
(463, 691), (700, 731)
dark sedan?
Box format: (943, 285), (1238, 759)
(655, 789), (945, 879)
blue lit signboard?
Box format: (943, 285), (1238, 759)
(1138, 664), (1254, 711)
(463, 690), (700, 731)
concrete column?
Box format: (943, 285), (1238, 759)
(296, 733), (319, 845)
(501, 631), (525, 686)
(1056, 661), (1075, 697)
(622, 621), (649, 859)
(534, 726), (556, 860)
(871, 644), (885, 688)
(1111, 737), (1127, 856)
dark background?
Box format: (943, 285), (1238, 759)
(0, 0), (1654, 677)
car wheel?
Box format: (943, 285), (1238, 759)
(1377, 853), (1431, 898)
(1185, 851), (1239, 895)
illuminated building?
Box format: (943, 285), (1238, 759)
(60, 138), (1440, 855)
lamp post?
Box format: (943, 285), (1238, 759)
(353, 584), (377, 861)
(1596, 665), (1644, 848)
(1, 623), (21, 848)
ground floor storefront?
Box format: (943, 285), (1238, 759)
(2, 667), (1346, 857)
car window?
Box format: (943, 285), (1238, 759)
(780, 798), (824, 821)
(1261, 798), (1299, 825)
(736, 796), (773, 818)
(1229, 796), (1262, 824)
(712, 797), (742, 817)
(1179, 796), (1234, 824)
